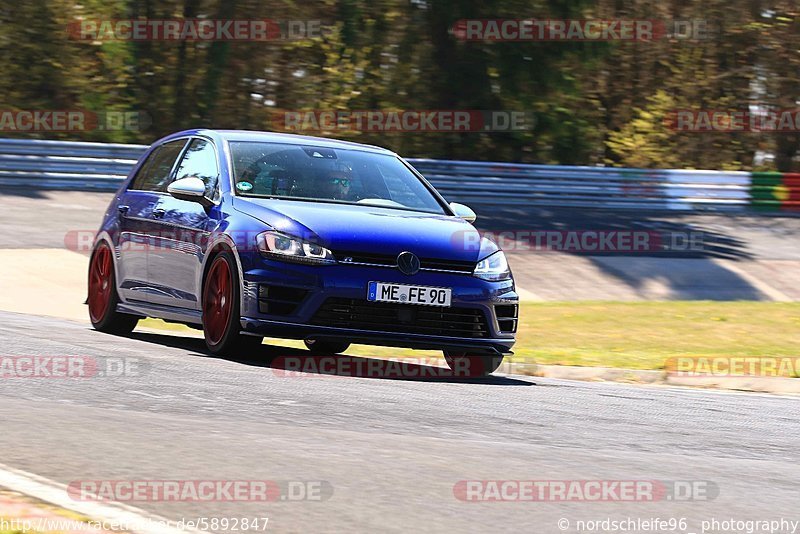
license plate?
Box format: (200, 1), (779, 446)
(367, 282), (452, 307)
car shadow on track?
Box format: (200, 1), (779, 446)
(126, 330), (533, 386)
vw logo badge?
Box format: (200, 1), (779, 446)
(396, 251), (421, 275)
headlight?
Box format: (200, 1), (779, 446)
(257, 231), (335, 265)
(473, 251), (511, 281)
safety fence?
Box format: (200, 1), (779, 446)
(0, 138), (794, 212)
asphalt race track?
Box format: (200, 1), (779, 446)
(1, 187), (799, 532)
(0, 311), (798, 533)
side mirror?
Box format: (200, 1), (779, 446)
(450, 202), (477, 223)
(167, 177), (212, 207)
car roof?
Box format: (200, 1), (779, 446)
(158, 129), (397, 156)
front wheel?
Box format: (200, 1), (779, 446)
(202, 252), (263, 356)
(88, 242), (139, 335)
(443, 351), (504, 377)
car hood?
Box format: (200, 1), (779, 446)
(233, 197), (494, 262)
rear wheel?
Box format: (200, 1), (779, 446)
(304, 339), (350, 355)
(443, 351), (504, 377)
(88, 242), (138, 335)
(202, 251), (263, 356)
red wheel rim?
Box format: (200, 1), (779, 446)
(88, 245), (113, 323)
(203, 257), (233, 345)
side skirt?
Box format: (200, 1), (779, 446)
(117, 301), (203, 326)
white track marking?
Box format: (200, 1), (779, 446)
(0, 463), (207, 534)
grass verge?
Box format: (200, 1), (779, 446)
(138, 301), (800, 372)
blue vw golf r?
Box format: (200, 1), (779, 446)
(88, 130), (518, 376)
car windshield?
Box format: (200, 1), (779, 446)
(229, 141), (446, 214)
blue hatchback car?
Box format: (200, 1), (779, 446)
(88, 130), (518, 375)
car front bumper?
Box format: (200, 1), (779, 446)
(238, 258), (518, 354)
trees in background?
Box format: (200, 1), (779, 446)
(0, 0), (798, 170)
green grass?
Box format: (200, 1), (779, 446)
(514, 301), (800, 370)
(138, 301), (800, 372)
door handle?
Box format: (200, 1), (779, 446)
(118, 205), (129, 215)
(152, 208), (166, 219)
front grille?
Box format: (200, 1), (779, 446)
(258, 284), (309, 316)
(419, 258), (475, 273)
(311, 298), (490, 338)
(337, 252), (475, 273)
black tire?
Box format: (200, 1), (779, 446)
(304, 339), (351, 355)
(88, 242), (139, 335)
(202, 251), (263, 356)
(443, 351), (504, 377)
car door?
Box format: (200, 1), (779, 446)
(146, 138), (221, 309)
(115, 139), (188, 304)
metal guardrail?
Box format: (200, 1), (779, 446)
(0, 138), (756, 211)
(0, 138), (145, 191)
(411, 160), (751, 211)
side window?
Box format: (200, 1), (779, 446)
(173, 139), (219, 197)
(130, 140), (187, 192)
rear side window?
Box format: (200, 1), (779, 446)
(173, 139), (219, 197)
(130, 139), (187, 192)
